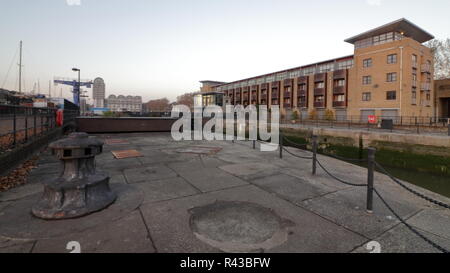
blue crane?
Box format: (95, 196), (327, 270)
(53, 77), (93, 106)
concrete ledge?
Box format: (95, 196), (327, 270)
(76, 117), (177, 133)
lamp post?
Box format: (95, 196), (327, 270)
(72, 67), (81, 109)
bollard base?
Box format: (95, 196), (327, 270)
(32, 173), (116, 220)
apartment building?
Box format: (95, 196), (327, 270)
(106, 94), (143, 113)
(203, 18), (435, 121)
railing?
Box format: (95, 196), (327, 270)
(0, 104), (79, 153)
(282, 115), (450, 135)
(266, 134), (449, 253)
(421, 64), (432, 74)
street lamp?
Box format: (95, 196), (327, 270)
(72, 67), (81, 109)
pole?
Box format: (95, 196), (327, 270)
(253, 140), (256, 150)
(312, 135), (318, 175)
(367, 148), (376, 213)
(13, 106), (17, 147)
(18, 41), (22, 94)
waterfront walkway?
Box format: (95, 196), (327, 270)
(0, 132), (449, 253)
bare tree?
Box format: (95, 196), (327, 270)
(144, 98), (171, 112)
(175, 92), (195, 110)
(426, 38), (450, 80)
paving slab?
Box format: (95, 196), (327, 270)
(302, 187), (421, 239)
(174, 166), (248, 193)
(352, 224), (450, 253)
(0, 184), (143, 240)
(140, 185), (366, 253)
(0, 240), (35, 253)
(0, 183), (43, 202)
(32, 211), (155, 253)
(250, 174), (332, 205)
(219, 162), (280, 180)
(124, 165), (178, 184)
(406, 209), (450, 240)
(134, 177), (200, 204)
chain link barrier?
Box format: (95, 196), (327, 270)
(282, 147), (313, 160)
(316, 159), (368, 187)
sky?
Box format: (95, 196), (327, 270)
(1, 0), (449, 103)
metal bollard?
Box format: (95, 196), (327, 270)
(312, 135), (318, 175)
(253, 140), (256, 150)
(367, 148), (376, 213)
(448, 123), (450, 137)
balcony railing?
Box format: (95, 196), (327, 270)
(333, 86), (345, 95)
(314, 102), (325, 108)
(333, 101), (346, 107)
(298, 102), (307, 108)
(314, 88), (325, 96)
(283, 92), (291, 98)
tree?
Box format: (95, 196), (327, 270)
(175, 92), (195, 109)
(144, 98), (171, 112)
(426, 38), (450, 80)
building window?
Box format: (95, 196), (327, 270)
(315, 82), (325, 89)
(412, 89), (417, 105)
(363, 58), (372, 68)
(333, 95), (345, 102)
(315, 96), (324, 102)
(387, 72), (397, 82)
(299, 84), (307, 91)
(362, 76), (372, 85)
(334, 79), (345, 87)
(386, 91), (397, 100)
(362, 92), (371, 101)
(412, 54), (418, 67)
(387, 54), (397, 64)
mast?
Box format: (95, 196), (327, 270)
(18, 41), (23, 94)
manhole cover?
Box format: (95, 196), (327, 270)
(189, 201), (293, 252)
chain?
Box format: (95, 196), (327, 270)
(375, 162), (450, 209)
(282, 147), (313, 160)
(316, 159), (368, 187)
(374, 189), (448, 253)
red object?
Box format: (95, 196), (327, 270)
(368, 115), (377, 124)
(56, 109), (64, 127)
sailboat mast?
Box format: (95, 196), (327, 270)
(18, 41), (23, 94)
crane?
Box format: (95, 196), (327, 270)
(53, 77), (93, 106)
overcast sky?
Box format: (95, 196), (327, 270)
(1, 0), (449, 103)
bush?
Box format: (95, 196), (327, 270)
(308, 109), (317, 120)
(291, 110), (299, 121)
(324, 109), (335, 121)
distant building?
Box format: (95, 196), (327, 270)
(435, 79), (450, 119)
(106, 94), (142, 113)
(92, 78), (106, 108)
(205, 18), (436, 120)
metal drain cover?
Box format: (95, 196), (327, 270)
(189, 201), (293, 253)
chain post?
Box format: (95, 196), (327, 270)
(253, 140), (256, 150)
(367, 147), (376, 213)
(312, 135), (318, 175)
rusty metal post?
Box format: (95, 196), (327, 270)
(367, 148), (376, 213)
(312, 135), (318, 175)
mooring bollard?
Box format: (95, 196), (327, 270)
(253, 140), (256, 150)
(367, 147), (376, 213)
(32, 132), (117, 220)
(312, 135), (318, 175)
(279, 132), (284, 159)
(448, 123), (450, 137)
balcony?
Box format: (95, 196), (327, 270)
(298, 89), (307, 96)
(333, 69), (347, 79)
(284, 79), (293, 87)
(284, 103), (292, 108)
(314, 88), (325, 96)
(421, 82), (431, 91)
(412, 80), (417, 87)
(314, 102), (325, 108)
(272, 92), (279, 99)
(283, 91), (291, 98)
(421, 64), (432, 74)
(333, 101), (346, 108)
(298, 102), (307, 108)
(314, 73), (326, 82)
(298, 76), (308, 84)
(333, 86), (345, 95)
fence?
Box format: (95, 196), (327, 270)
(281, 115), (450, 135)
(251, 134), (450, 253)
(0, 104), (79, 153)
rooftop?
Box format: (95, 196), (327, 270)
(345, 18), (434, 44)
(0, 132), (449, 253)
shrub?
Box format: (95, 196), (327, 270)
(308, 109), (317, 120)
(324, 109), (335, 121)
